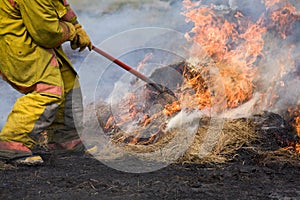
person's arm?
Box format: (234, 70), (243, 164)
(61, 0), (78, 25)
(60, 0), (92, 51)
(18, 0), (76, 48)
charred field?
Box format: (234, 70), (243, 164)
(0, 149), (300, 199)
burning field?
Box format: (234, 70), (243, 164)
(80, 0), (300, 170)
(1, 0), (300, 199)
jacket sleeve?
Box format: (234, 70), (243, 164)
(17, 0), (71, 48)
(61, 0), (78, 24)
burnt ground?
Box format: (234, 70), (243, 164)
(0, 148), (300, 200)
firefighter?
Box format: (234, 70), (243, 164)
(0, 0), (92, 165)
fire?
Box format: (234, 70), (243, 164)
(295, 117), (300, 137)
(182, 0), (266, 110)
(101, 0), (300, 154)
(288, 106), (300, 137)
(265, 0), (300, 39)
(164, 101), (181, 116)
(282, 114), (300, 152)
(102, 83), (173, 145)
(182, 0), (300, 154)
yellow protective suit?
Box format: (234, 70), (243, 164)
(0, 0), (86, 159)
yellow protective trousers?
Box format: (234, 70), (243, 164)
(0, 52), (83, 160)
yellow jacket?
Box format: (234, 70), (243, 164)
(0, 0), (76, 89)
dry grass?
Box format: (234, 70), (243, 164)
(255, 148), (300, 167)
(180, 117), (257, 163)
(86, 100), (259, 164)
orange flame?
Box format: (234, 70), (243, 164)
(295, 116), (300, 137)
(265, 0), (300, 39)
(182, 0), (300, 154)
(182, 0), (267, 110)
(103, 0), (300, 150)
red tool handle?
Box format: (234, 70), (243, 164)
(92, 45), (163, 93)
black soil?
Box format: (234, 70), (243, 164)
(1, 147), (300, 200)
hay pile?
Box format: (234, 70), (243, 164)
(83, 100), (259, 164)
(179, 117), (257, 163)
(81, 58), (299, 164)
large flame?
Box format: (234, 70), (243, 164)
(102, 0), (300, 153)
(181, 0), (300, 152)
(182, 0), (267, 111)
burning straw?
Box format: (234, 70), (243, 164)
(85, 98), (298, 165)
(83, 0), (300, 164)
(84, 56), (259, 164)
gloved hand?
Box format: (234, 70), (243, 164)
(71, 24), (92, 52)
